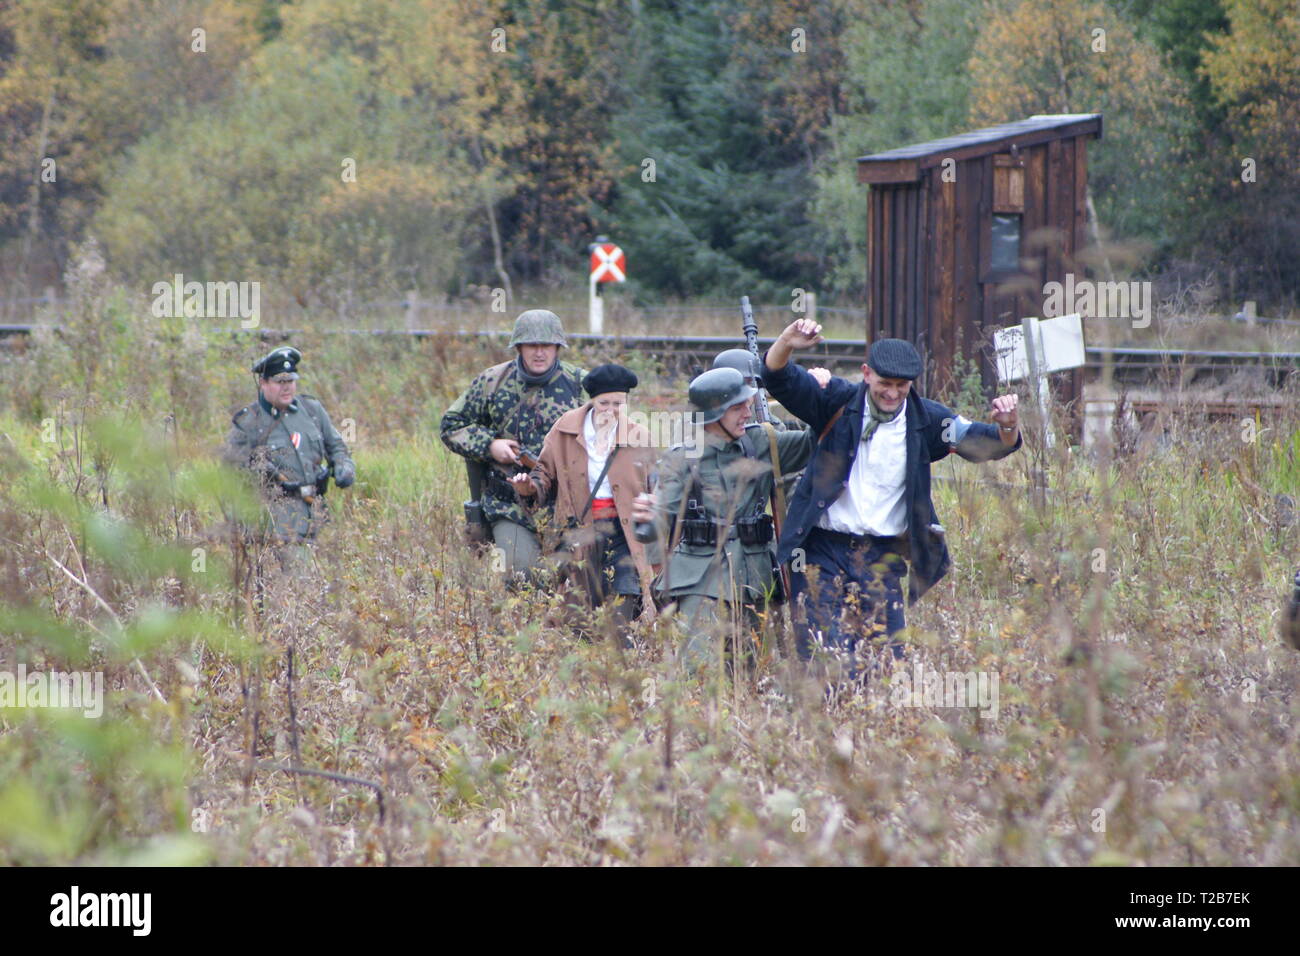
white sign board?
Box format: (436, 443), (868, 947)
(994, 313), (1085, 383)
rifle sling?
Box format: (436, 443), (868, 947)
(576, 446), (620, 525)
(760, 422), (786, 529)
(819, 405), (846, 442)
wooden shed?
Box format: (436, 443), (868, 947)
(857, 113), (1102, 403)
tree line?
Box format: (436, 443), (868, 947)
(0, 0), (1295, 312)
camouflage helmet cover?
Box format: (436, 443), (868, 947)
(509, 309), (567, 348)
(688, 367), (757, 424)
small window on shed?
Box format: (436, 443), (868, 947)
(990, 214), (1022, 273)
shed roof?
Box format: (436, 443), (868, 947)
(856, 113), (1103, 184)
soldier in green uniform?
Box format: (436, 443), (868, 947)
(221, 346), (355, 569)
(634, 367), (814, 672)
(711, 348), (829, 501)
(440, 310), (586, 584)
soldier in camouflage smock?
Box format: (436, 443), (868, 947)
(222, 346), (355, 568)
(440, 310), (586, 583)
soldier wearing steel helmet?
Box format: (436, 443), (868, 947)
(633, 367), (814, 672)
(221, 345), (355, 567)
(711, 348), (831, 502)
(440, 309), (586, 584)
(711, 348), (834, 419)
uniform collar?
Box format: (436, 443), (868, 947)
(702, 426), (745, 451)
(258, 393), (298, 417)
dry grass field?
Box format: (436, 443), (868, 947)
(1, 277), (1298, 866)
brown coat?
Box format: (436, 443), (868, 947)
(525, 402), (659, 610)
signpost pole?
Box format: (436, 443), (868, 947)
(589, 272), (603, 335)
(1021, 315), (1054, 450)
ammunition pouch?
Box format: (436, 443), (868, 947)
(680, 516), (718, 547)
(736, 513), (774, 546)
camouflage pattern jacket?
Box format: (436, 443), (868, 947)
(222, 393), (353, 541)
(440, 358), (586, 530)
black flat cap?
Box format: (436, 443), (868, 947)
(583, 363), (638, 397)
(867, 338), (922, 380)
(253, 346), (301, 379)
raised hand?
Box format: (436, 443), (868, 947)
(780, 318), (824, 350)
(990, 394), (1019, 430)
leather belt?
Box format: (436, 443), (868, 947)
(812, 527), (906, 551)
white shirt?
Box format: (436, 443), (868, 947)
(583, 408), (615, 498)
(818, 402), (908, 536)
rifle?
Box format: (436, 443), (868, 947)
(740, 296), (771, 423)
(739, 295), (792, 604)
(463, 447), (541, 546)
(463, 459), (490, 544)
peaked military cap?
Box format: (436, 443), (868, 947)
(253, 346), (302, 379)
(867, 338), (922, 381)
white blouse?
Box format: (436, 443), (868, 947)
(583, 408), (615, 498)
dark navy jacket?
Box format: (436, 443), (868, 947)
(763, 358), (1022, 603)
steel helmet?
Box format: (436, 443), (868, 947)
(711, 348), (762, 384)
(688, 367), (757, 425)
(509, 309), (567, 347)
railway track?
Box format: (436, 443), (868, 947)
(4, 323), (1300, 379)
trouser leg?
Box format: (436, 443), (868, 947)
(792, 560), (846, 661)
(674, 594), (722, 673)
(490, 519), (543, 587)
(275, 541), (313, 578)
(793, 530), (909, 677)
(845, 542), (908, 661)
(673, 594), (759, 676)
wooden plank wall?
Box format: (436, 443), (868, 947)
(929, 167), (955, 393)
(867, 183), (929, 383)
(867, 131), (1093, 422)
(953, 156), (982, 391)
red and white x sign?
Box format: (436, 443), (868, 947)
(590, 243), (626, 283)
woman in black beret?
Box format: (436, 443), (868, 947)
(510, 364), (660, 641)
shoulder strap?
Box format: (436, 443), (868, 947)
(738, 428), (758, 460)
(561, 364), (585, 402)
(819, 404), (847, 442)
(486, 360), (514, 398)
(576, 446), (619, 524)
(237, 403), (282, 450)
(760, 422), (786, 523)
(297, 396), (326, 435)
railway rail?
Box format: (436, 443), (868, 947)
(4, 323), (1300, 379)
